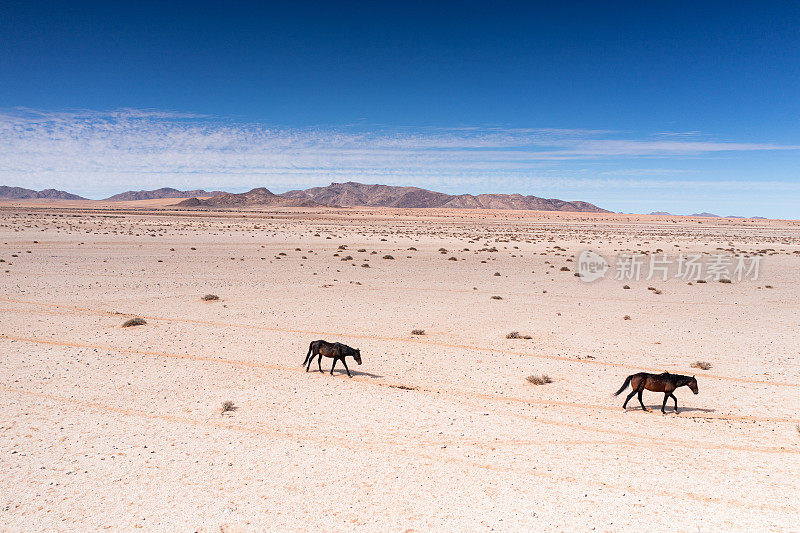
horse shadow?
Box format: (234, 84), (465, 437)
(632, 405), (716, 414)
(332, 368), (383, 379)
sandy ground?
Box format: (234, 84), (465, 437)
(1, 201), (798, 531)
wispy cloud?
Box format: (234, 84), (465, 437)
(0, 107), (797, 198)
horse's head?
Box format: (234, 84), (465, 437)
(689, 376), (699, 395)
(353, 348), (362, 365)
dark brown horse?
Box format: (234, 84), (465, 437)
(303, 340), (362, 377)
(614, 372), (698, 413)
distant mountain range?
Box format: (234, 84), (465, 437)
(648, 211), (764, 218)
(649, 211), (721, 217)
(0, 183), (772, 218)
(104, 187), (226, 201)
(0, 186), (86, 200)
(176, 182), (611, 212)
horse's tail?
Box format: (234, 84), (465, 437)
(303, 341), (314, 365)
(613, 374), (633, 396)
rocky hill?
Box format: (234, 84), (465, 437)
(0, 186), (86, 200)
(105, 187), (226, 201)
(173, 188), (326, 208)
(280, 182), (610, 212)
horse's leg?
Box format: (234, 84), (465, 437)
(670, 393), (679, 413)
(306, 349), (314, 372)
(317, 354), (323, 373)
(341, 358), (351, 378)
(661, 393), (670, 414)
(622, 390), (636, 409)
(330, 357), (337, 376)
(637, 390), (649, 412)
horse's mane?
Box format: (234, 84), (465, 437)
(660, 372), (694, 384)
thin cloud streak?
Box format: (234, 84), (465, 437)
(0, 108), (797, 198)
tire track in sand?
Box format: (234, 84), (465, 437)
(0, 297), (795, 388)
(2, 385), (796, 515)
(3, 334), (799, 449)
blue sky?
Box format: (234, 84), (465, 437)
(0, 1), (798, 216)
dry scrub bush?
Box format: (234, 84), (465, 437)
(691, 361), (712, 370)
(411, 329), (426, 335)
(202, 294), (220, 301)
(122, 317), (147, 327)
(527, 374), (553, 385)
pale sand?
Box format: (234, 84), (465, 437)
(1, 201), (798, 531)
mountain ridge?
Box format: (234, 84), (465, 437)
(272, 182), (610, 212)
(4, 182), (770, 217)
(174, 187), (326, 208)
(105, 187), (226, 201)
(0, 186), (86, 200)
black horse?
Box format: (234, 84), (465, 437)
(303, 340), (362, 377)
(614, 372), (698, 413)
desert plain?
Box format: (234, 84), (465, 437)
(0, 200), (798, 531)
